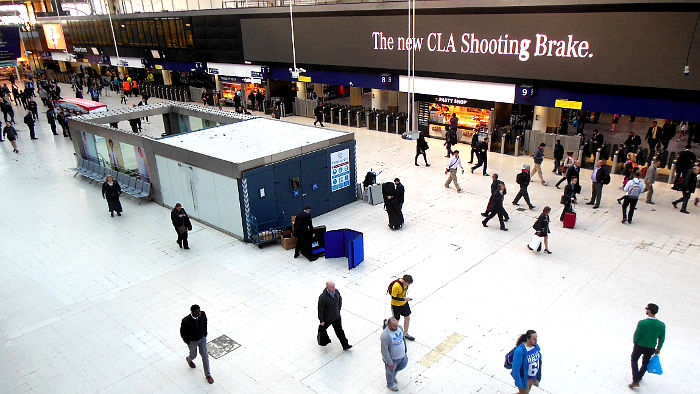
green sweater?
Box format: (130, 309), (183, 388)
(633, 318), (665, 349)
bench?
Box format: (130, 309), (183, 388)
(73, 158), (151, 203)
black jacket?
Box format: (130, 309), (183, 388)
(314, 105), (323, 118)
(471, 132), (479, 146)
(533, 213), (550, 234)
(171, 208), (192, 230)
(490, 190), (504, 209)
(394, 183), (405, 206)
(682, 170), (698, 193)
(477, 141), (489, 158)
(565, 165), (580, 183)
(516, 171), (530, 188)
(23, 113), (34, 127)
(563, 183), (581, 202)
(102, 181), (121, 198)
(623, 135), (642, 148)
(180, 311), (208, 343)
(677, 150), (697, 173)
(553, 143), (564, 160)
(318, 289), (342, 323)
(591, 133), (604, 149)
(417, 134), (429, 152)
(294, 210), (313, 236)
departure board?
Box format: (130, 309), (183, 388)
(66, 17), (193, 50)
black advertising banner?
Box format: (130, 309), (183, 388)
(241, 12), (700, 91)
(0, 26), (21, 62)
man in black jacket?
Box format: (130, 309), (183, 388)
(180, 305), (214, 384)
(672, 166), (699, 214)
(623, 131), (642, 152)
(553, 139), (564, 174)
(24, 112), (36, 140)
(313, 102), (324, 127)
(317, 280), (352, 350)
(468, 132), (479, 164)
(587, 160), (609, 209)
(645, 121), (661, 151)
(482, 183), (507, 231)
(481, 173), (509, 221)
(294, 205), (313, 258)
(471, 137), (489, 176)
(171, 203), (192, 249)
(591, 129), (605, 153)
(512, 164), (535, 209)
(394, 178), (405, 227)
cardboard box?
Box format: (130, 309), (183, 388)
(281, 236), (297, 250)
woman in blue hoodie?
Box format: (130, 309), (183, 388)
(511, 330), (542, 393)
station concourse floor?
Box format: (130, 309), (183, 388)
(2, 85), (699, 394)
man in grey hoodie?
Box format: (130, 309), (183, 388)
(381, 317), (408, 392)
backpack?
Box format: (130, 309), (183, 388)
(504, 344), (524, 369)
(387, 279), (403, 295)
(601, 170), (611, 185)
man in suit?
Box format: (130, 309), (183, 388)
(470, 137), (490, 176)
(660, 120), (676, 151)
(393, 178), (405, 227)
(645, 121), (661, 151)
(623, 131), (642, 152)
(482, 183), (508, 231)
(482, 173), (509, 220)
(587, 160), (609, 209)
(294, 205), (313, 258)
(675, 148), (697, 180)
(591, 129), (605, 153)
(469, 132), (479, 164)
(512, 164), (535, 210)
(561, 176), (581, 221)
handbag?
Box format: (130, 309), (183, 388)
(558, 165), (565, 173)
(646, 354), (663, 375)
(560, 195), (567, 205)
(317, 325), (331, 346)
(528, 234), (543, 252)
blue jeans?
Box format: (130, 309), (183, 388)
(385, 355), (408, 388)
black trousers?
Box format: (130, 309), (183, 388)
(469, 147), (475, 163)
(28, 125), (35, 139)
(673, 191), (691, 212)
(622, 196), (638, 222)
(472, 156), (487, 174)
(314, 115), (324, 126)
(294, 231), (311, 256)
(513, 186), (533, 207)
(631, 344), (655, 383)
(553, 159), (561, 174)
(445, 142), (453, 157)
(318, 318), (349, 348)
(49, 122), (57, 134)
(483, 207), (505, 228)
(415, 149), (428, 164)
(560, 201), (573, 221)
(176, 230), (189, 248)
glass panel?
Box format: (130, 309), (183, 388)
(80, 131), (98, 161)
(94, 135), (110, 167)
(119, 142), (139, 176)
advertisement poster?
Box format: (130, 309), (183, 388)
(135, 146), (150, 180)
(81, 131), (98, 159)
(330, 149), (350, 192)
(106, 138), (124, 168)
(43, 23), (67, 50)
(0, 26), (21, 62)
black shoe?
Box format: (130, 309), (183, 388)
(544, 249), (552, 254)
(117, 212), (121, 216)
(415, 163), (419, 166)
(481, 212), (487, 217)
(405, 335), (415, 341)
(52, 132), (58, 135)
(184, 246), (190, 249)
(425, 163), (430, 166)
(470, 168), (475, 174)
(483, 173), (489, 176)
(467, 161), (473, 164)
(617, 199), (622, 205)
(680, 210), (690, 214)
(504, 217), (509, 222)
(585, 202), (594, 205)
(621, 219), (626, 224)
(110, 212), (114, 217)
(593, 206), (599, 209)
(178, 242), (183, 248)
(527, 245), (533, 251)
(383, 319), (387, 329)
(31, 137), (38, 140)
(482, 221), (488, 227)
(529, 206), (536, 210)
(500, 227), (508, 231)
(343, 345), (353, 350)
(512, 202), (519, 206)
(556, 185), (561, 189)
(672, 202), (678, 209)
(294, 252), (300, 258)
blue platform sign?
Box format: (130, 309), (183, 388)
(330, 149), (350, 192)
(0, 27), (21, 62)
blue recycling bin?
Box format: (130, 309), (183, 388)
(324, 229), (364, 270)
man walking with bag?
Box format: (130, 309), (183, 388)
(621, 172), (645, 224)
(512, 164), (535, 210)
(317, 280), (352, 350)
(470, 137), (489, 176)
(444, 150), (464, 192)
(171, 203), (192, 249)
(629, 303), (665, 389)
(531, 143), (547, 185)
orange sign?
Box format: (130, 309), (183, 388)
(43, 23), (66, 50)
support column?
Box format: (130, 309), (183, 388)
(387, 90), (399, 113)
(215, 75), (222, 92)
(350, 86), (362, 108)
(371, 89), (385, 110)
(547, 107), (562, 133)
(162, 70), (172, 85)
(118, 66), (127, 78)
(58, 61), (68, 72)
(532, 106), (549, 132)
(296, 81), (307, 99)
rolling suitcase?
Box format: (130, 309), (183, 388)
(563, 211), (576, 229)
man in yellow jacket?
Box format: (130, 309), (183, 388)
(387, 275), (415, 341)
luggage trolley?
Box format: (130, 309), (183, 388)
(247, 210), (286, 248)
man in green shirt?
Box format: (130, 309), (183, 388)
(629, 303), (665, 388)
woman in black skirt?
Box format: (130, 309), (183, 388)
(102, 174), (123, 217)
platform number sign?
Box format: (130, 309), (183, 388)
(380, 74), (393, 85)
(519, 86), (534, 98)
(330, 149), (350, 192)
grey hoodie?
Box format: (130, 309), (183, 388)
(380, 324), (407, 364)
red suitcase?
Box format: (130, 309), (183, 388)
(563, 212), (576, 228)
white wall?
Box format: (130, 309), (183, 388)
(155, 155), (243, 237)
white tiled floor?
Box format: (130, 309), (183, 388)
(1, 85), (699, 393)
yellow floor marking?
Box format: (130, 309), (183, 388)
(418, 332), (465, 368)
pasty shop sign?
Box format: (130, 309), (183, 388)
(371, 31), (593, 62)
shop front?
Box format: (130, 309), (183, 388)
(218, 75), (266, 107)
(417, 94), (493, 143)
